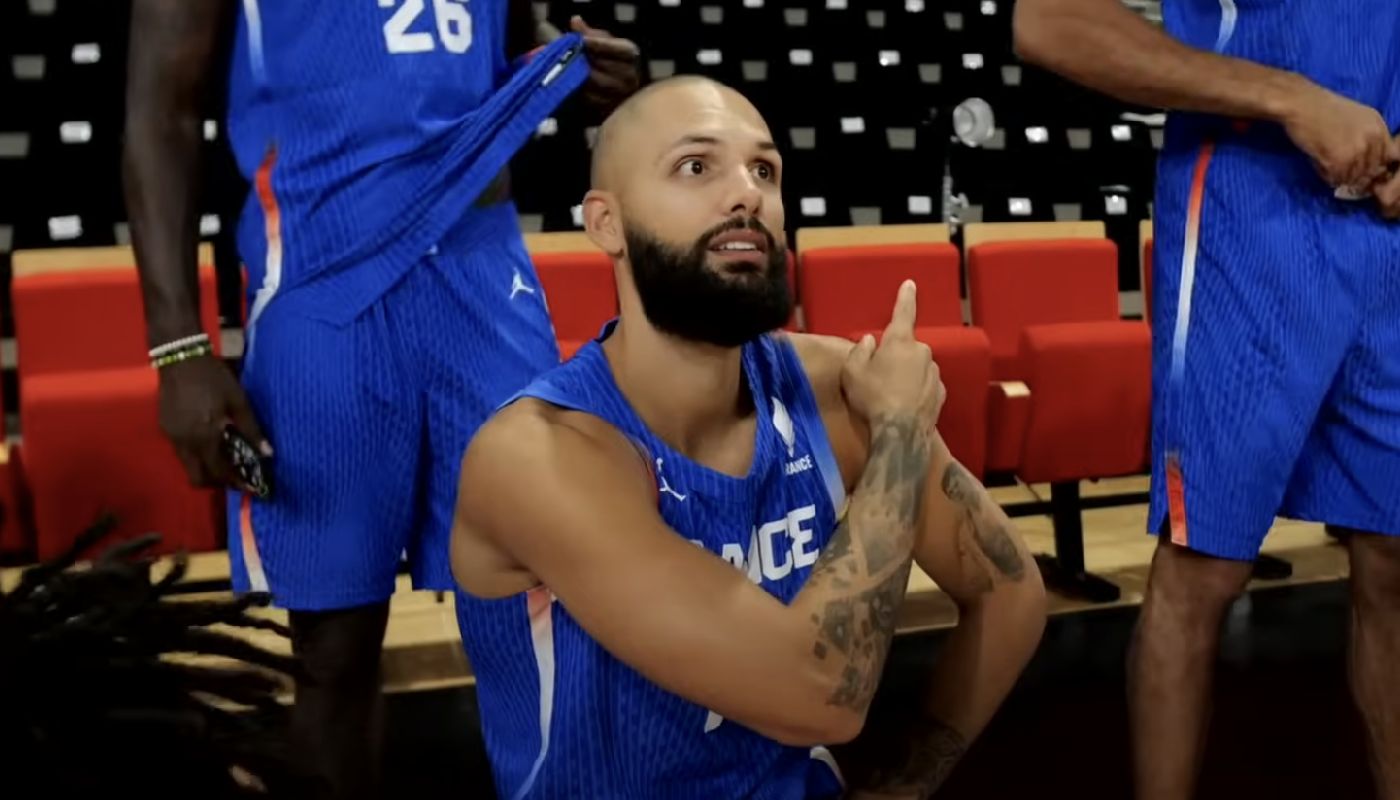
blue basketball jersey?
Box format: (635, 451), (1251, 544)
(225, 2), (588, 323)
(455, 325), (850, 799)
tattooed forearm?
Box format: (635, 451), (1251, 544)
(941, 463), (1025, 581)
(861, 418), (929, 572)
(809, 516), (854, 584)
(798, 414), (931, 715)
(857, 715), (969, 799)
(821, 561), (914, 710)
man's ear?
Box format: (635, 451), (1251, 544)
(582, 190), (624, 257)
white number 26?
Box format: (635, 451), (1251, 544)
(380, 0), (473, 55)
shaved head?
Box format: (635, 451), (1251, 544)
(590, 76), (769, 190)
(579, 75), (790, 347)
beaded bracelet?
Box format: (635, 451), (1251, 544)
(151, 343), (213, 369)
(148, 333), (210, 360)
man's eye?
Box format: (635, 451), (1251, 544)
(679, 158), (706, 176)
(753, 162), (776, 181)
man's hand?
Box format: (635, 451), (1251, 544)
(569, 16), (640, 115)
(1371, 135), (1400, 219)
(1280, 81), (1399, 192)
(842, 281), (945, 433)
(157, 356), (270, 490)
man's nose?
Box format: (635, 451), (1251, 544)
(723, 167), (764, 217)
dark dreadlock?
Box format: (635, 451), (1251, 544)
(0, 517), (323, 798)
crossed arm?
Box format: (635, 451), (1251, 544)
(792, 334), (1046, 797)
(455, 383), (1042, 777)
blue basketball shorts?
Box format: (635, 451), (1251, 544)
(1147, 128), (1400, 561)
(228, 203), (560, 609)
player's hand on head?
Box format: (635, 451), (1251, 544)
(1281, 81), (1395, 192)
(570, 16), (640, 115)
(841, 280), (945, 433)
(157, 355), (271, 492)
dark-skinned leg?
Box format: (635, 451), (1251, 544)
(1128, 537), (1253, 800)
(288, 602), (391, 800)
(1344, 529), (1400, 800)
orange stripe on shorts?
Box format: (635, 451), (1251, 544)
(1166, 453), (1188, 547)
(240, 493), (269, 593)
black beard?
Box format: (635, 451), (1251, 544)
(623, 217), (792, 348)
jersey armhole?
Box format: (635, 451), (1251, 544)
(624, 435), (662, 507)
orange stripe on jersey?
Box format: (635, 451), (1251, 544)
(255, 147), (281, 257)
(1186, 141), (1214, 230)
(1166, 453), (1188, 547)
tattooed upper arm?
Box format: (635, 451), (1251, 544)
(912, 437), (1030, 603)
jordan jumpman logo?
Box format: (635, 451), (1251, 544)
(509, 269), (536, 300)
(655, 458), (687, 502)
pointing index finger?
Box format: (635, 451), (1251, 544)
(883, 280), (918, 341)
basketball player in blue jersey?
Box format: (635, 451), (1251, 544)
(122, 2), (638, 798)
(1015, 1), (1400, 797)
(451, 76), (1048, 799)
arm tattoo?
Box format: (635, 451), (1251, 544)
(822, 560), (915, 708)
(802, 415), (930, 713)
(941, 463), (1025, 581)
(858, 715), (969, 798)
(954, 516), (995, 595)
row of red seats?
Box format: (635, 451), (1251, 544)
(530, 222), (1155, 490)
(3, 225), (1156, 571)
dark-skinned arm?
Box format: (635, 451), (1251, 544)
(506, 0), (558, 59)
(508, 0), (639, 115)
(123, 0), (235, 349)
(124, 0), (269, 487)
(1012, 0), (1397, 190)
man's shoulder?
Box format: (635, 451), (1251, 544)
(466, 399), (655, 508)
(474, 398), (639, 470)
(453, 398), (655, 592)
(781, 332), (853, 406)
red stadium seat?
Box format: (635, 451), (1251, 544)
(851, 325), (992, 478)
(965, 232), (1151, 601)
(799, 243), (963, 337)
(12, 246), (224, 560)
(530, 238), (618, 359)
(1017, 322), (1152, 482)
(21, 368), (224, 560)
(966, 236), (1149, 476)
(14, 260), (221, 378)
(966, 229), (1120, 474)
(797, 225), (992, 477)
(968, 239), (1122, 380)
